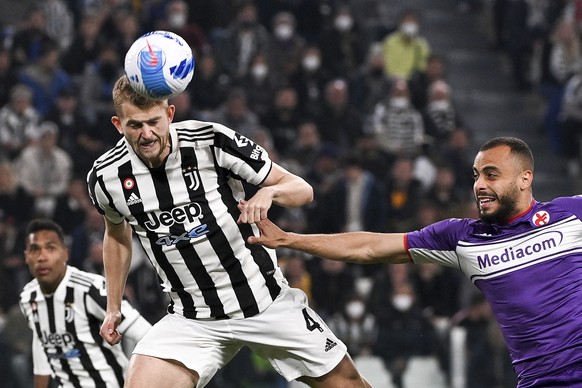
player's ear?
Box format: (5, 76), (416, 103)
(111, 116), (123, 134)
(520, 169), (533, 190)
(167, 104), (175, 122)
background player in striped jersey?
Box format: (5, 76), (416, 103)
(248, 136), (582, 388)
(87, 75), (370, 387)
(19, 219), (152, 388)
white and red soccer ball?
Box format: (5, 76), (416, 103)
(124, 30), (195, 100)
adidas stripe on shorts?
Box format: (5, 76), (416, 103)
(132, 285), (348, 387)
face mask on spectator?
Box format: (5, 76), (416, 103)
(428, 100), (451, 111)
(345, 301), (365, 319)
(334, 15), (353, 32)
(168, 12), (187, 29)
(390, 97), (409, 108)
(275, 24), (293, 40)
(251, 63), (268, 80)
(302, 55), (321, 72)
(400, 22), (419, 37)
(392, 294), (413, 311)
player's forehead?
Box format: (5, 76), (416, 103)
(119, 101), (166, 123)
(27, 229), (63, 247)
(473, 145), (513, 171)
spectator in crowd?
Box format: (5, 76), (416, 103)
(261, 86), (303, 156)
(328, 294), (378, 358)
(382, 8), (431, 80)
(0, 161), (35, 228)
(287, 120), (324, 172)
(68, 206), (105, 269)
(423, 80), (461, 144)
(239, 51), (281, 121)
(210, 87), (260, 138)
(540, 17), (582, 153)
(0, 47), (19, 108)
(279, 250), (313, 302)
(451, 294), (517, 388)
(349, 42), (394, 116)
(309, 258), (357, 320)
(373, 281), (442, 388)
(313, 78), (365, 155)
(214, 1), (272, 82)
(10, 5), (54, 67)
(269, 11), (305, 82)
(18, 39), (72, 116)
(156, 0), (208, 56)
(13, 121), (73, 218)
(187, 49), (231, 120)
(560, 68), (582, 178)
(40, 0), (74, 52)
(60, 11), (103, 78)
(368, 78), (425, 159)
(383, 156), (424, 232)
(0, 210), (28, 317)
(409, 53), (448, 110)
(290, 44), (332, 117)
(310, 153), (386, 235)
(318, 4), (367, 78)
(425, 164), (468, 215)
(52, 177), (92, 235)
(0, 84), (41, 160)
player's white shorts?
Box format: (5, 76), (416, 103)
(132, 286), (348, 387)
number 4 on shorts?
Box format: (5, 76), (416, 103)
(302, 308), (324, 332)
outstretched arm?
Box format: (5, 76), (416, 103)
(100, 217), (133, 345)
(238, 163), (313, 224)
(248, 219), (411, 264)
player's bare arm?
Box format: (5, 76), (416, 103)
(100, 218), (133, 345)
(248, 219), (410, 264)
(237, 163), (313, 224)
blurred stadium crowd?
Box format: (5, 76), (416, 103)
(1, 0), (581, 387)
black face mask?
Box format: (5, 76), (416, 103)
(369, 68), (384, 77)
(239, 20), (256, 30)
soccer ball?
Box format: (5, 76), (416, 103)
(124, 30), (195, 100)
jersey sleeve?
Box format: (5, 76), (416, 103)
(211, 122), (273, 185)
(406, 218), (467, 268)
(86, 168), (125, 224)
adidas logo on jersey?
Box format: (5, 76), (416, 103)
(324, 338), (337, 352)
(126, 193), (142, 206)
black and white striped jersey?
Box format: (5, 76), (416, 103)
(19, 266), (151, 387)
(87, 120), (288, 320)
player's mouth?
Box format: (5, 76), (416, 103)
(477, 195), (496, 211)
(36, 267), (51, 277)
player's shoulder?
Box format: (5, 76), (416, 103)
(20, 278), (40, 300)
(68, 267), (106, 292)
(88, 137), (130, 178)
(542, 195), (582, 217)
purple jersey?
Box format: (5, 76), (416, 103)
(406, 197), (582, 387)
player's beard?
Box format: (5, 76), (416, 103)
(478, 185), (520, 224)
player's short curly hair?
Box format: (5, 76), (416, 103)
(112, 75), (167, 117)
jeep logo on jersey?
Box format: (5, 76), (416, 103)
(41, 330), (75, 348)
(144, 203), (203, 230)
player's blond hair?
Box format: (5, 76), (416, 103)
(112, 75), (167, 117)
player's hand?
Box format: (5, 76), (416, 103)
(100, 311), (123, 346)
(237, 189), (274, 224)
(247, 218), (287, 248)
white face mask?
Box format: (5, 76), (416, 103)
(392, 294), (413, 311)
(251, 64), (268, 79)
(428, 100), (451, 111)
(302, 55), (321, 71)
(390, 97), (409, 108)
(345, 301), (365, 319)
(168, 13), (187, 29)
(275, 24), (293, 40)
(400, 22), (419, 37)
(334, 15), (353, 32)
